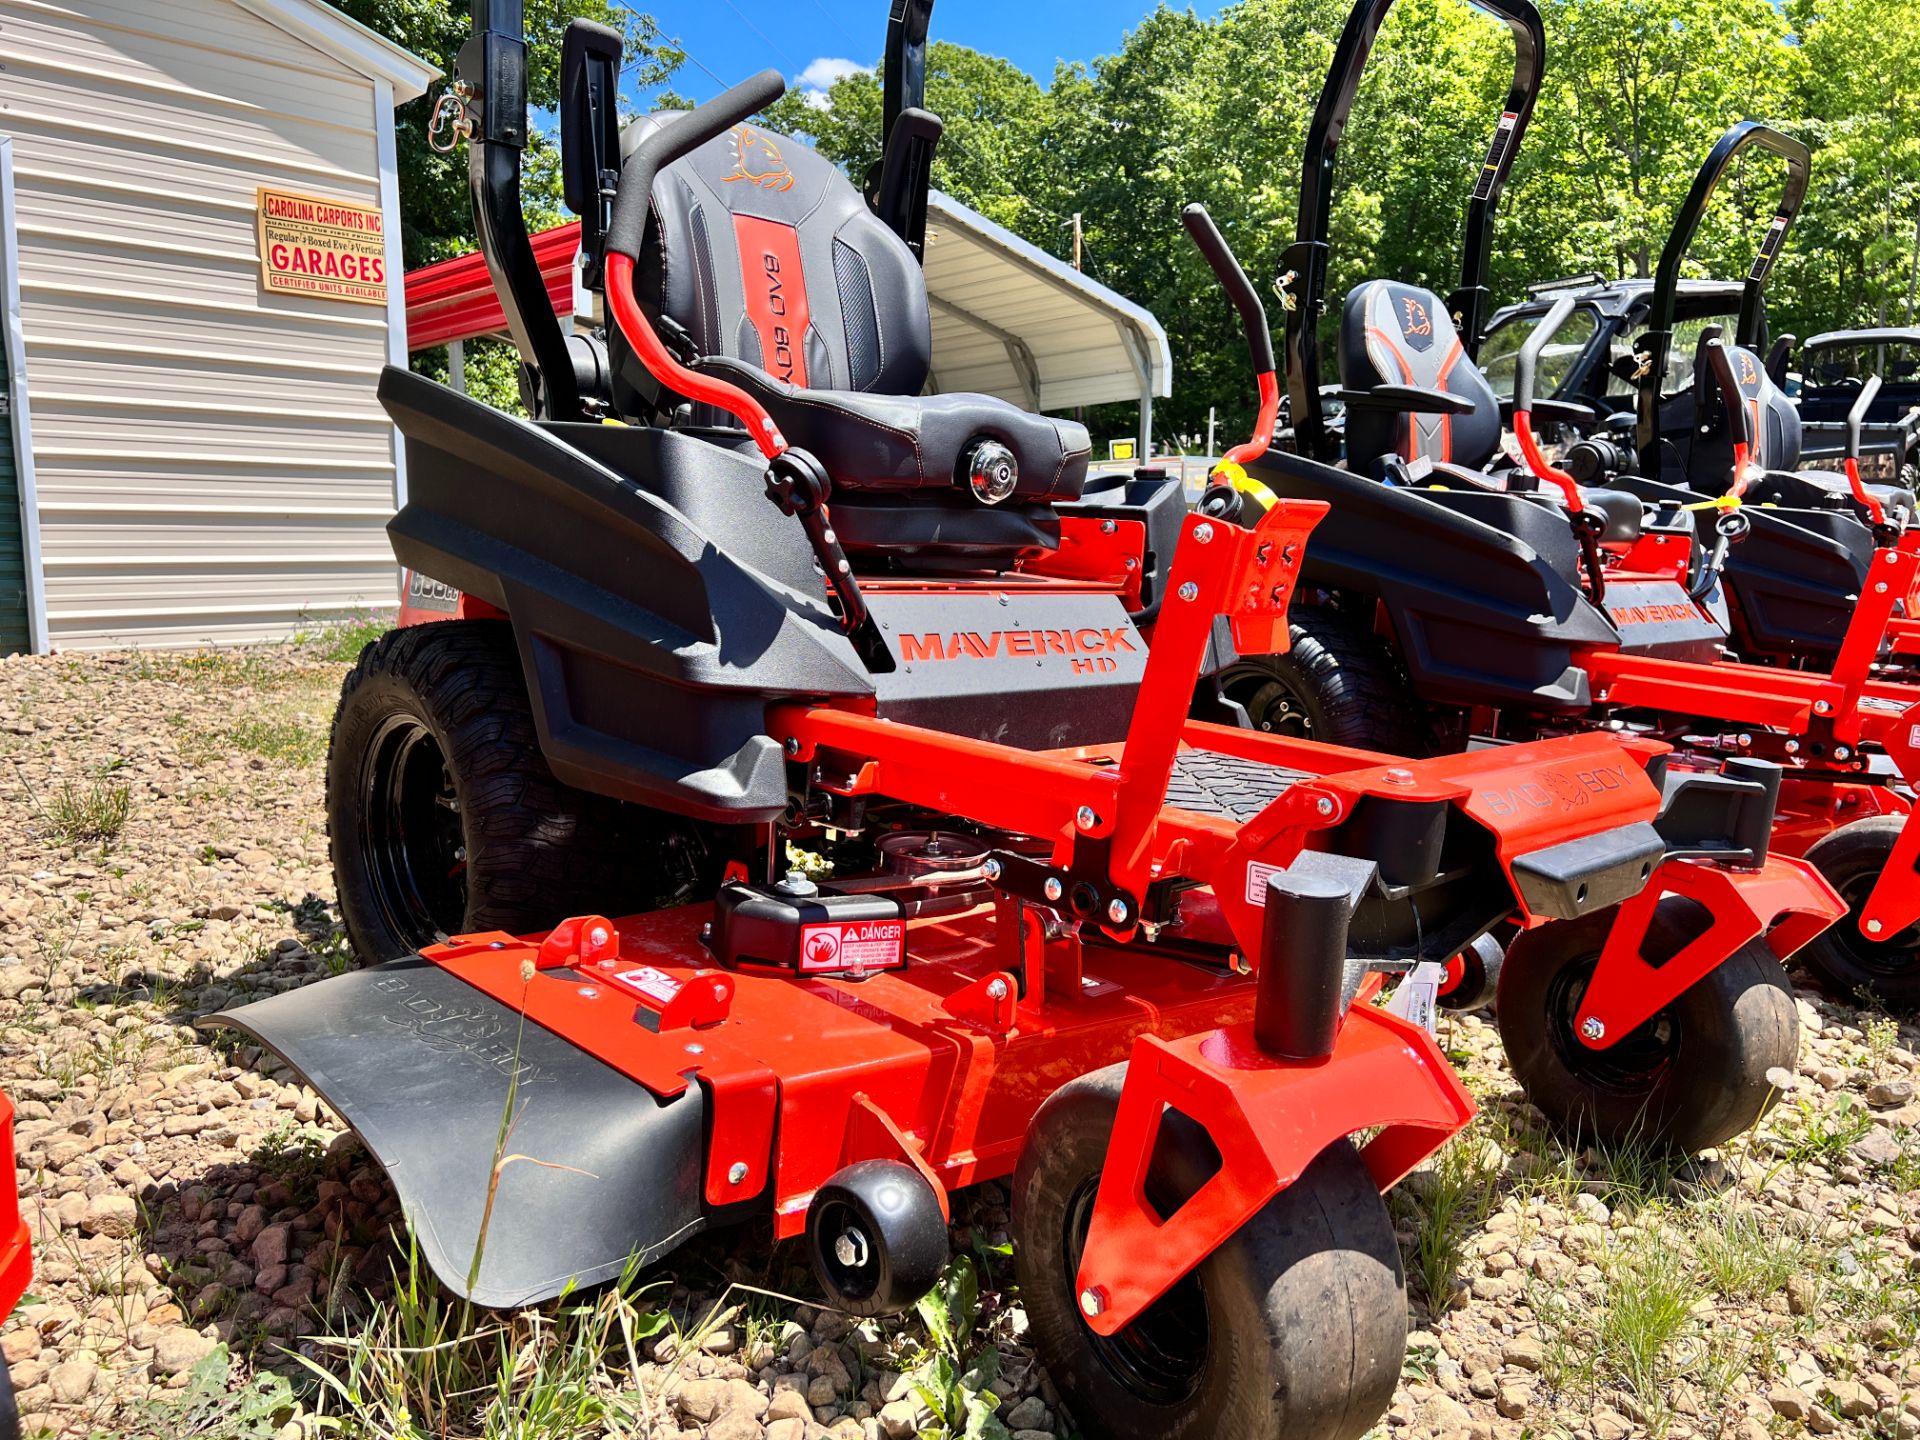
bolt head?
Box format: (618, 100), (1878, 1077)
(1106, 898), (1129, 925)
(1876, 582), (1889, 594)
(1814, 700), (1833, 715)
(785, 736), (802, 756)
(1315, 796), (1336, 817)
(1177, 581), (1200, 602)
(835, 1228), (871, 1269)
(1579, 1016), (1605, 1042)
(727, 1161), (749, 1185)
(1100, 518), (1117, 534)
(985, 977), (1010, 1001)
(1078, 1286), (1107, 1318)
(685, 1042), (705, 1055)
(1076, 805), (1100, 832)
(1384, 767), (1416, 786)
(983, 857), (1003, 882)
(1786, 739), (1801, 754)
(1867, 918), (1885, 935)
(1192, 522), (1215, 545)
(1043, 877), (1064, 902)
(1736, 733), (1753, 748)
(1834, 745), (1853, 762)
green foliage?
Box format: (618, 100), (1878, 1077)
(331, 0), (683, 269)
(93, 1345), (297, 1440)
(910, 1258), (1009, 1440)
(765, 0), (1920, 446)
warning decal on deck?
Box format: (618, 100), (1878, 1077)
(799, 919), (907, 974)
(1246, 861), (1283, 906)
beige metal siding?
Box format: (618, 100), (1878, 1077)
(1, 0), (398, 647)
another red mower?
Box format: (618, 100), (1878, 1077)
(213, 5), (1838, 1436)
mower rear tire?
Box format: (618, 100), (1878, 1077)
(327, 620), (688, 963)
(1011, 1065), (1405, 1440)
(1798, 817), (1920, 1009)
(1497, 902), (1798, 1153)
(1217, 604), (1419, 752)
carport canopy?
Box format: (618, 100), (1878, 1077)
(403, 193), (1172, 453)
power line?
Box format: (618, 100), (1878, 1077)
(711, 0), (801, 71)
(799, 0), (867, 53)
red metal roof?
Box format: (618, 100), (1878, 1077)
(405, 221), (582, 350)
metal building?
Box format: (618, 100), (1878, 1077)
(0, 0), (434, 652)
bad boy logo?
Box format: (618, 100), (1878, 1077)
(726, 125), (796, 193)
(1400, 294), (1435, 352)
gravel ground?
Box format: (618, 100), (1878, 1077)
(0, 635), (1916, 1440)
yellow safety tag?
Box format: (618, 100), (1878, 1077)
(1210, 463), (1281, 513)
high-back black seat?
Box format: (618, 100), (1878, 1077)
(1340, 281), (1503, 479)
(1337, 280), (1644, 545)
(1664, 343), (1916, 529)
(607, 117), (1091, 562)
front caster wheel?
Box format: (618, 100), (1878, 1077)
(804, 1160), (950, 1317)
(1438, 933), (1505, 1012)
(1011, 1065), (1405, 1440)
(1799, 817), (1920, 1009)
(1498, 901), (1799, 1154)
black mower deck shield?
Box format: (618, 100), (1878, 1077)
(206, 959), (706, 1308)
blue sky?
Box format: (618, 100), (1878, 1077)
(619, 0), (1224, 106)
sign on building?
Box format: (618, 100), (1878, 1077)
(256, 188), (389, 305)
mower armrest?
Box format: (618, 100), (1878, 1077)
(1337, 385), (1476, 416)
(1501, 398), (1600, 428)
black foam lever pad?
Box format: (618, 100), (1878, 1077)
(605, 69), (787, 263)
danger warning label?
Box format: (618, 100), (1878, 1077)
(799, 919), (907, 974)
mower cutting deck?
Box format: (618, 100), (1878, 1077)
(211, 5), (1843, 1436)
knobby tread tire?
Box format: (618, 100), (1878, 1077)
(327, 620), (653, 963)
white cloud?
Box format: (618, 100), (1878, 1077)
(795, 56), (868, 109)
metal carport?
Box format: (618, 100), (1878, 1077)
(403, 195), (1172, 454)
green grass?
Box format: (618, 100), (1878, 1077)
(13, 758), (132, 849)
(1392, 1133), (1503, 1316)
(225, 716), (326, 766)
(307, 615), (390, 665)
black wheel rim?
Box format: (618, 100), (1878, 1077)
(1828, 872), (1920, 980)
(359, 714), (468, 950)
(812, 1198), (880, 1305)
(1063, 1180), (1208, 1405)
(1545, 955), (1680, 1094)
(1219, 661), (1317, 738)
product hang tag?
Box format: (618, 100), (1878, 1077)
(1384, 960), (1448, 1036)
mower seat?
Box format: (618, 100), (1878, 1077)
(1339, 280), (1650, 550)
(1339, 281), (1503, 479)
(1664, 345), (1918, 528)
(609, 116), (1090, 557)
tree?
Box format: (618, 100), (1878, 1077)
(335, 0), (683, 268)
(340, 1), (683, 409)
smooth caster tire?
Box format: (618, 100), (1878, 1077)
(805, 1160), (950, 1317)
(1498, 901), (1799, 1154)
(1800, 817), (1920, 1009)
(1439, 933), (1504, 1012)
(1011, 1065), (1406, 1440)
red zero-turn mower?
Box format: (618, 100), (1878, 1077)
(1208, 0), (1920, 1016)
(0, 1092), (31, 1440)
(210, 4), (1835, 1435)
